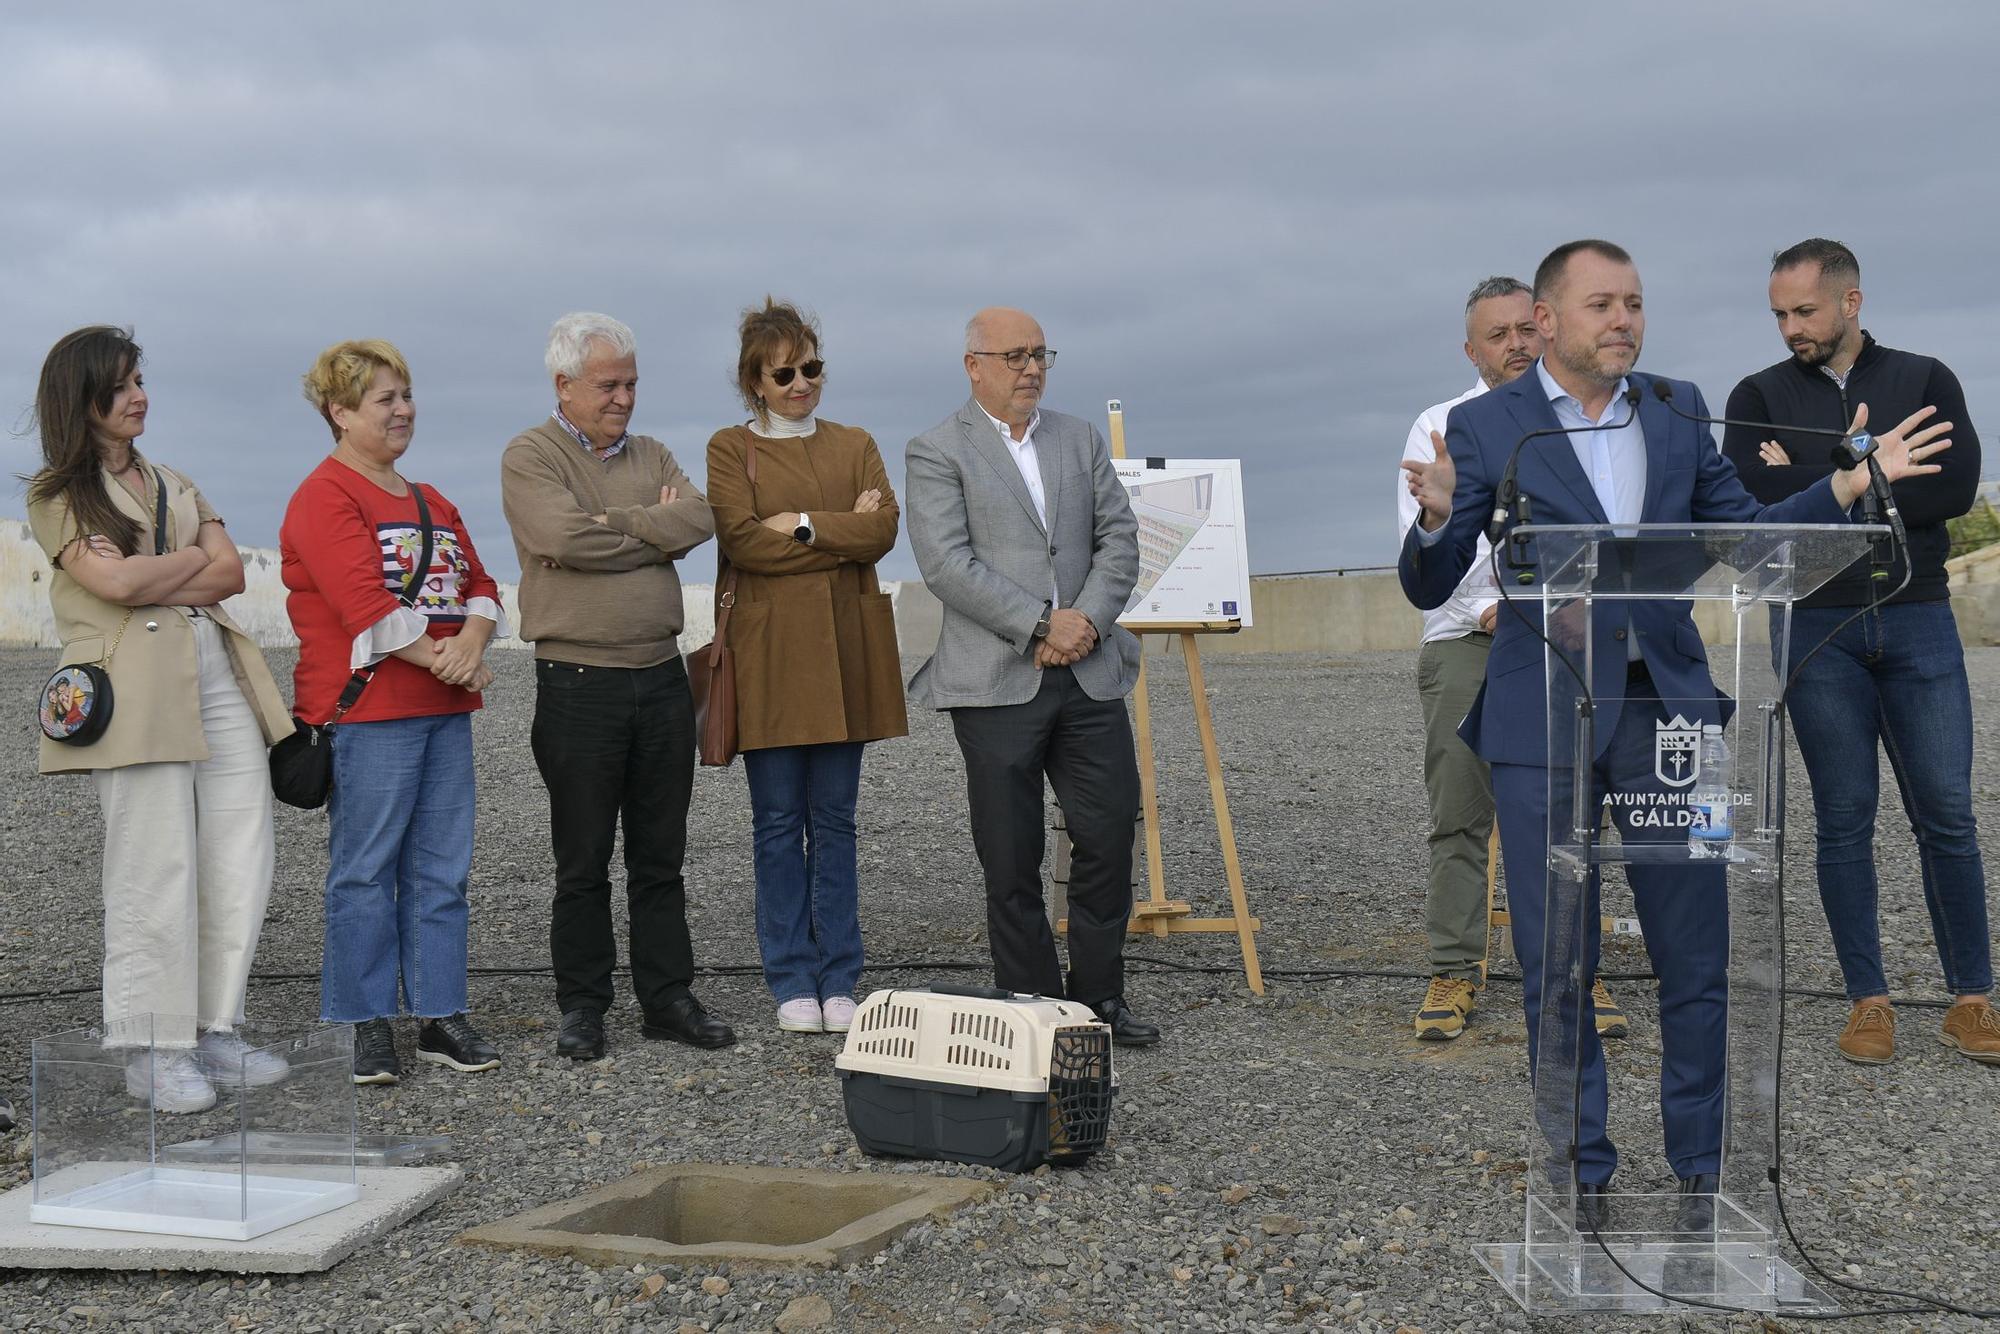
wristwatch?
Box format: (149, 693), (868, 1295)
(792, 513), (815, 544)
(1033, 602), (1053, 640)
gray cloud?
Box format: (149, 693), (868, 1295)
(4, 2), (1996, 585)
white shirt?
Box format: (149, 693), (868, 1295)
(976, 401), (1059, 608)
(977, 402), (1048, 525)
(1399, 379), (1498, 643)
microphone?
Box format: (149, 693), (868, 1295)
(1647, 379), (1905, 560)
(1485, 385), (1643, 545)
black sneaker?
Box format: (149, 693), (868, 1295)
(352, 1018), (400, 1085)
(417, 1014), (501, 1073)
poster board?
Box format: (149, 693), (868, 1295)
(1113, 459), (1254, 629)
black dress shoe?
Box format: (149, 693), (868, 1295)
(1574, 1180), (1613, 1234)
(556, 1008), (605, 1061)
(1089, 997), (1161, 1047)
(1674, 1171), (1720, 1236)
(643, 994), (737, 1049)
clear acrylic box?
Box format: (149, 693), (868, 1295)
(30, 1016), (361, 1240)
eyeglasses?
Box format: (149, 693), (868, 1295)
(767, 360), (825, 387)
(969, 347), (1057, 370)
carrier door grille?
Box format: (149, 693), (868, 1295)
(1046, 1025), (1114, 1158)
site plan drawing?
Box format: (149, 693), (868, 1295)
(1113, 459), (1254, 628)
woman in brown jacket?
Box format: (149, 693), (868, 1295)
(706, 300), (906, 1034)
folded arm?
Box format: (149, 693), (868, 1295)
(601, 450), (716, 560)
(802, 436), (900, 563)
(706, 431), (843, 575)
(501, 443), (667, 572)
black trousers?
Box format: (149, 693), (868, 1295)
(950, 668), (1141, 1006)
(531, 657), (696, 1017)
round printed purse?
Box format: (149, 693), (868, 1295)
(39, 612), (132, 746)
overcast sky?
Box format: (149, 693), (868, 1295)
(5, 3), (1997, 584)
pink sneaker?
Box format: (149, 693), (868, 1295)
(821, 996), (857, 1034)
(777, 998), (824, 1033)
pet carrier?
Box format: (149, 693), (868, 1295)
(835, 984), (1116, 1172)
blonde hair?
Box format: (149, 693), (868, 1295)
(302, 340), (412, 441)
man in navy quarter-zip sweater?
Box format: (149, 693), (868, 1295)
(1724, 237), (1997, 1069)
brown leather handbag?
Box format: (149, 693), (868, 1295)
(687, 436), (752, 766)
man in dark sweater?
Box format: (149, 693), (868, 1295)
(1724, 238), (1996, 1068)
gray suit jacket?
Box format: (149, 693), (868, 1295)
(906, 399), (1142, 709)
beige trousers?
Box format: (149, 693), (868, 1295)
(93, 617), (275, 1048)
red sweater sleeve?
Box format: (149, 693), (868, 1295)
(285, 473), (406, 637)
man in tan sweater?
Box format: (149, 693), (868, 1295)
(501, 311), (733, 1059)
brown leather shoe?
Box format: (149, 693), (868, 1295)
(1837, 1000), (1895, 1065)
(1940, 999), (2000, 1065)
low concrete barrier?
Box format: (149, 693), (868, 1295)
(7, 517), (1998, 655)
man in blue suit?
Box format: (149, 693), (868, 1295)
(1398, 239), (1952, 1227)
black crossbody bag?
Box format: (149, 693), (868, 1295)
(269, 486), (433, 809)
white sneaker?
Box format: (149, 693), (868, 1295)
(821, 996), (857, 1034)
(777, 998), (824, 1033)
(126, 1051), (218, 1114)
(195, 1029), (291, 1088)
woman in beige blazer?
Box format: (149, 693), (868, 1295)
(26, 326), (294, 1114)
(706, 300), (906, 1036)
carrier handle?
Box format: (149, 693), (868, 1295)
(926, 982), (1023, 1000)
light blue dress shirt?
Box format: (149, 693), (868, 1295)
(1535, 359), (1644, 659)
(1536, 359), (1644, 526)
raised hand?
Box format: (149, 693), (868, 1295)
(1854, 402), (1953, 486)
(1400, 430), (1457, 531)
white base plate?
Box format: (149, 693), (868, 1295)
(30, 1164), (361, 1241)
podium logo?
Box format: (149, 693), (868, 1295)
(1655, 715), (1702, 788)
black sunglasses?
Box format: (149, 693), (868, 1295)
(768, 359), (825, 387)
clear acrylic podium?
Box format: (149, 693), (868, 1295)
(1473, 522), (1882, 1316)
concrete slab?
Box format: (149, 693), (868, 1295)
(0, 1166), (461, 1273)
(459, 1162), (994, 1269)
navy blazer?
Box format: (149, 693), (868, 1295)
(1398, 365), (1849, 768)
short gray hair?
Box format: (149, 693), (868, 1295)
(545, 312), (637, 379)
(1464, 276), (1530, 317)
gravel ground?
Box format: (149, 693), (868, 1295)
(1, 644), (1997, 1333)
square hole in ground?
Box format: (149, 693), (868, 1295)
(460, 1163), (994, 1268)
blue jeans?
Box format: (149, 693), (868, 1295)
(322, 712), (475, 1022)
(743, 742), (864, 1003)
(1784, 601), (1993, 999)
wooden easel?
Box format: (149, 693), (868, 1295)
(1101, 402), (1264, 994)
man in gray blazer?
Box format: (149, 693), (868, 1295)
(906, 306), (1158, 1045)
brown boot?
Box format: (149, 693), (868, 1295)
(1837, 1000), (1895, 1065)
(1940, 999), (2000, 1065)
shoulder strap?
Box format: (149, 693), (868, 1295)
(709, 434), (754, 653)
(403, 484), (434, 606)
(326, 482), (437, 723)
(153, 472), (170, 556)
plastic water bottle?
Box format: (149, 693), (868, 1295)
(1687, 724), (1733, 858)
